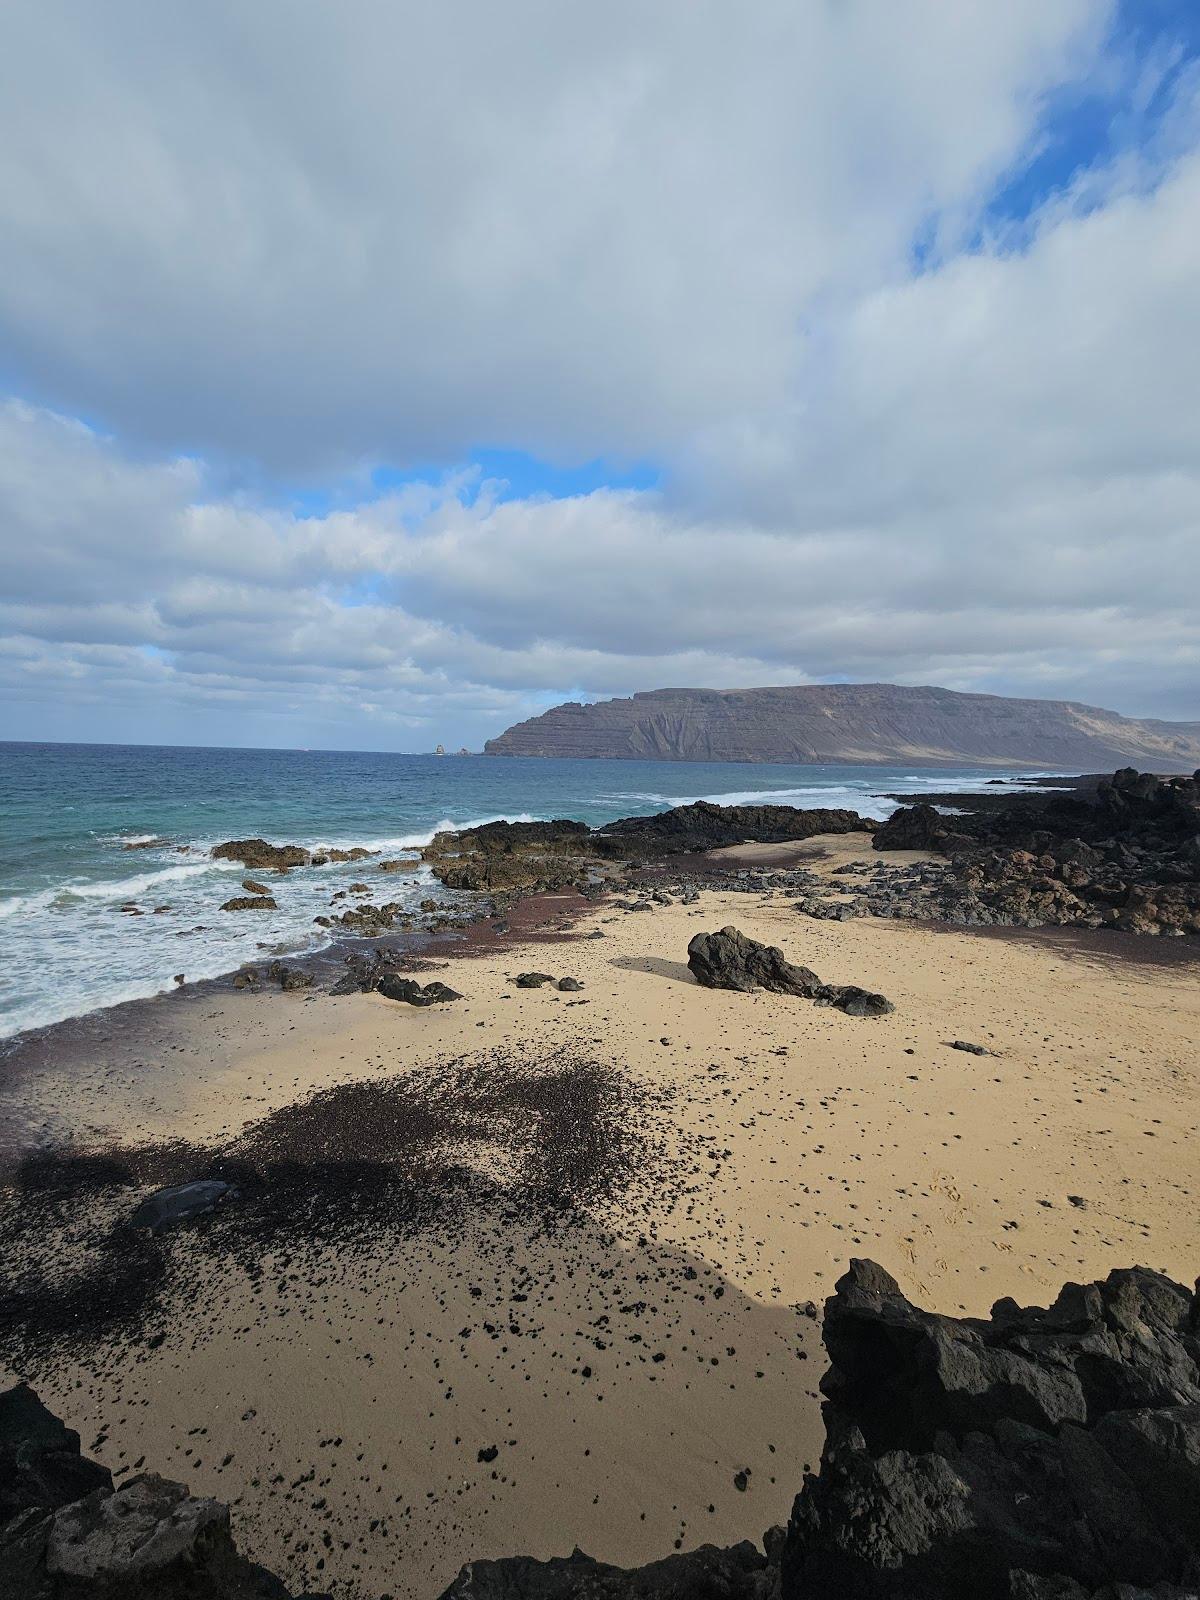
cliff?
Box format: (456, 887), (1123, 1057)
(483, 683), (1200, 768)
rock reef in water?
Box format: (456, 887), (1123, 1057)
(420, 803), (869, 900)
(687, 925), (894, 1017)
(211, 839), (310, 870)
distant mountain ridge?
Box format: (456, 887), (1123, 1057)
(484, 684), (1200, 768)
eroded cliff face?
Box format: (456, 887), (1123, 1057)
(483, 684), (1200, 768)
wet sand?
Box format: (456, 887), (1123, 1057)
(1, 836), (1198, 1598)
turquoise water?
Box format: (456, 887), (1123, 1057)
(0, 742), (1048, 1038)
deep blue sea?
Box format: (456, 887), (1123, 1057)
(0, 743), (1055, 1039)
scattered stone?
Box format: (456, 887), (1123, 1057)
(557, 977), (584, 992)
(241, 878), (270, 895)
(266, 961), (313, 992)
(514, 972), (556, 989)
(948, 1039), (990, 1055)
(333, 901), (409, 934)
(219, 895), (277, 912)
(7, 1243), (1200, 1600)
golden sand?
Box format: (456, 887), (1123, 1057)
(2, 836), (1197, 1598)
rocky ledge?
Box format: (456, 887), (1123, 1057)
(0, 1382), (307, 1598)
(873, 767), (1200, 936)
(420, 804), (868, 898)
(7, 1258), (1198, 1599)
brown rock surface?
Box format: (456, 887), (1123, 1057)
(484, 684), (1200, 767)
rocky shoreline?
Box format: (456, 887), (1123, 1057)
(1, 779), (1197, 1598)
(4, 768), (1194, 1078)
(3, 768), (1195, 1168)
(203, 770), (1200, 1000)
(6, 1256), (1199, 1599)
(306, 770), (1200, 1007)
(871, 766), (1200, 936)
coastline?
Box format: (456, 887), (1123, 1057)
(0, 749), (1094, 1044)
(2, 829), (1197, 1599)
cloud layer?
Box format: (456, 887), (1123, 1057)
(1, 1), (1197, 747)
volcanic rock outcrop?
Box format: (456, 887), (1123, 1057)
(687, 926), (894, 1017)
(211, 839), (310, 870)
(782, 1257), (1200, 1598)
(875, 767), (1200, 936)
(1, 1383), (306, 1599)
(596, 802), (868, 857)
(420, 803), (869, 902)
(438, 1540), (782, 1599)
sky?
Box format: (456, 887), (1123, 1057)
(1, 0), (1199, 752)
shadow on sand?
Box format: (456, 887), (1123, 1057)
(608, 955), (697, 985)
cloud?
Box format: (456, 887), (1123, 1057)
(0, 2), (1198, 746)
(0, 0), (1102, 470)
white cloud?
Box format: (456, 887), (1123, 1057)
(1, 1), (1198, 746)
(0, 0), (1102, 469)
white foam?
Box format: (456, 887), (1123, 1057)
(191, 812), (544, 858)
(51, 861), (237, 904)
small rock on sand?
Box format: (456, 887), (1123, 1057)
(130, 1180), (232, 1231)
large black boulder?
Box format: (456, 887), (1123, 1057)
(687, 927), (893, 1017)
(129, 1180), (233, 1231)
(872, 804), (948, 852)
(782, 1259), (1200, 1599)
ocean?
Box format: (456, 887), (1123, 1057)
(0, 742), (1055, 1040)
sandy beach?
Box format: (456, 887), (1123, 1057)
(2, 833), (1198, 1599)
